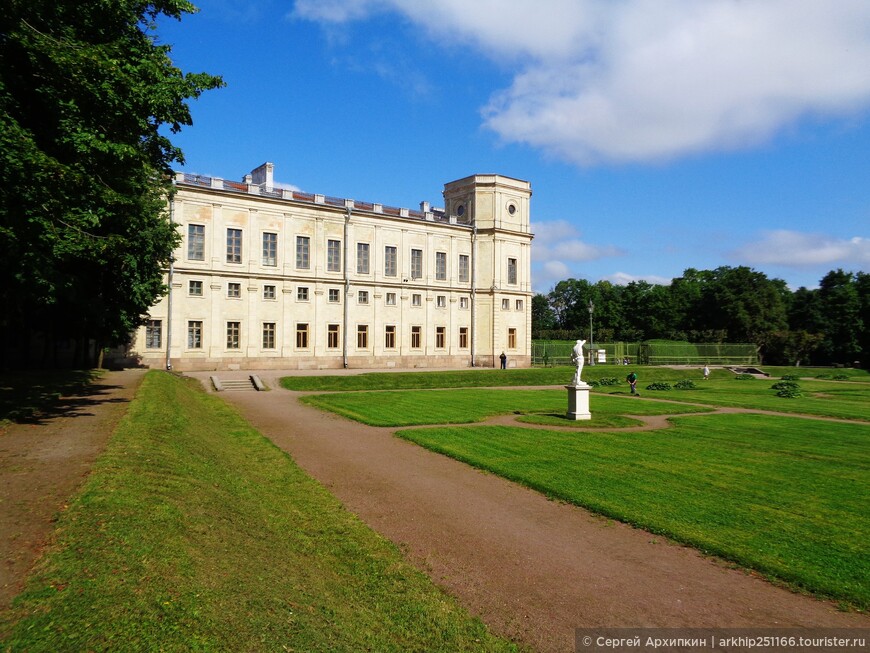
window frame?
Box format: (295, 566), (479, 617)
(327, 239), (342, 272)
(384, 245), (397, 277)
(384, 325), (396, 349)
(145, 319), (162, 349)
(226, 228), (243, 264)
(187, 320), (203, 349)
(226, 321), (241, 349)
(188, 280), (203, 296)
(296, 235), (310, 269)
(410, 248), (423, 279)
(435, 251), (447, 281)
(458, 254), (469, 283)
(357, 242), (370, 275)
(296, 323), (309, 349)
(187, 224), (205, 261)
(262, 232), (277, 266)
(227, 282), (241, 299)
(507, 257), (518, 285)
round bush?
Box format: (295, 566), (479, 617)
(645, 382), (672, 391)
(776, 388), (802, 398)
(597, 377), (620, 386)
(771, 381), (800, 390)
(832, 374), (849, 381)
(815, 373), (833, 380)
(674, 379), (697, 390)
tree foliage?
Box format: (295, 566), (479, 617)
(534, 266), (867, 367)
(0, 0), (223, 367)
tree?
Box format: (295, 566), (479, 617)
(531, 293), (557, 335)
(0, 1), (223, 367)
(815, 270), (863, 365)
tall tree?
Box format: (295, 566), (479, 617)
(0, 1), (223, 367)
(531, 293), (557, 335)
(815, 270), (863, 365)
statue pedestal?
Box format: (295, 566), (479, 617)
(566, 384), (592, 421)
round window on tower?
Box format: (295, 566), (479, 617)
(456, 204), (465, 217)
(507, 203), (517, 216)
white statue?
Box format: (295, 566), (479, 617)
(571, 339), (586, 385)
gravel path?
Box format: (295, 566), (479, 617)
(200, 371), (868, 653)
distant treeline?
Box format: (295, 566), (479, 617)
(533, 267), (869, 367)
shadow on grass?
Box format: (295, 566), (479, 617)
(0, 371), (129, 426)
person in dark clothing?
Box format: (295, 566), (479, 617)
(499, 352), (507, 369)
(626, 371), (638, 395)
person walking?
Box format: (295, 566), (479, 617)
(499, 351), (507, 369)
(626, 371), (638, 395)
(703, 364), (710, 381)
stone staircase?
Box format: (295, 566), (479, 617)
(210, 375), (265, 392)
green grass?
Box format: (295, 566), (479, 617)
(0, 369), (101, 426)
(396, 414), (870, 609)
(0, 372), (519, 652)
(301, 389), (713, 427)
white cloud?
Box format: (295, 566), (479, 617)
(293, 0), (870, 165)
(603, 272), (672, 286)
(732, 230), (870, 267)
(532, 220), (624, 262)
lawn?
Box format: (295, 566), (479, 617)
(301, 388), (713, 427)
(396, 414), (870, 610)
(0, 371), (519, 652)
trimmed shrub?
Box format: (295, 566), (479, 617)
(833, 374), (850, 381)
(597, 377), (620, 386)
(646, 382), (672, 391)
(771, 381), (800, 391)
(776, 388), (802, 398)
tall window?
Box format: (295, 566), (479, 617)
(226, 322), (240, 349)
(296, 236), (310, 269)
(187, 321), (202, 349)
(327, 324), (340, 349)
(357, 325), (368, 348)
(410, 248), (423, 279)
(226, 228), (242, 263)
(189, 280), (203, 296)
(459, 297), (469, 309)
(188, 225), (205, 260)
(228, 282), (241, 298)
(262, 232), (277, 266)
(386, 292), (397, 306)
(516, 299), (524, 311)
(508, 328), (517, 349)
(411, 293), (422, 307)
(507, 257), (517, 285)
(435, 326), (446, 349)
(357, 242), (370, 274)
(502, 298), (510, 310)
(262, 322), (276, 349)
(296, 323), (309, 348)
(458, 254), (469, 283)
(459, 327), (468, 349)
(384, 246), (397, 277)
(145, 319), (162, 349)
(384, 325), (396, 349)
(436, 295), (446, 308)
(435, 251), (447, 280)
(327, 239), (341, 272)
(411, 326), (421, 349)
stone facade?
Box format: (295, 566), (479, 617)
(132, 164), (533, 371)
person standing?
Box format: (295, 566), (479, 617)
(499, 351), (507, 369)
(703, 364), (710, 381)
(626, 371), (638, 395)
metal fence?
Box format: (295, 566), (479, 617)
(532, 341), (759, 367)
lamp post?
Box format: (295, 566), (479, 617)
(588, 299), (595, 366)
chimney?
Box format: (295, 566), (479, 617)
(420, 201), (430, 213)
(249, 162), (274, 188)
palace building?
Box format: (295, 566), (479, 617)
(132, 163), (533, 371)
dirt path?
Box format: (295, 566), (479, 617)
(0, 369), (145, 611)
(200, 372), (868, 653)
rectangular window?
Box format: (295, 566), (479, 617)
(328, 288), (341, 303)
(226, 228), (242, 263)
(459, 296), (469, 309)
(411, 248), (423, 279)
(228, 282), (241, 298)
(189, 280), (203, 296)
(226, 321), (240, 349)
(502, 298), (510, 310)
(357, 324), (368, 348)
(507, 257), (517, 285)
(384, 325), (396, 349)
(435, 326), (446, 349)
(262, 322), (276, 349)
(358, 290), (369, 304)
(458, 254), (469, 283)
(187, 320), (202, 349)
(508, 328), (517, 349)
(516, 299), (524, 311)
(262, 232), (277, 266)
(327, 239), (341, 272)
(411, 325), (421, 349)
(412, 293), (422, 307)
(384, 245), (397, 277)
(435, 251), (447, 280)
(187, 224), (204, 261)
(296, 236), (310, 269)
(296, 323), (309, 348)
(357, 242), (370, 274)
(263, 284), (276, 300)
(297, 286), (309, 301)
(459, 326), (468, 349)
(386, 292), (397, 306)
(436, 295), (446, 308)
(327, 324), (340, 349)
(145, 319), (162, 349)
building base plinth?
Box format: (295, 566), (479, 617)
(566, 384), (592, 421)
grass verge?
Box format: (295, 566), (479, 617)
(0, 371), (519, 652)
(396, 414), (870, 610)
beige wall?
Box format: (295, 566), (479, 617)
(132, 170), (532, 371)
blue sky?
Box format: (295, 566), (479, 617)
(158, 0), (870, 294)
